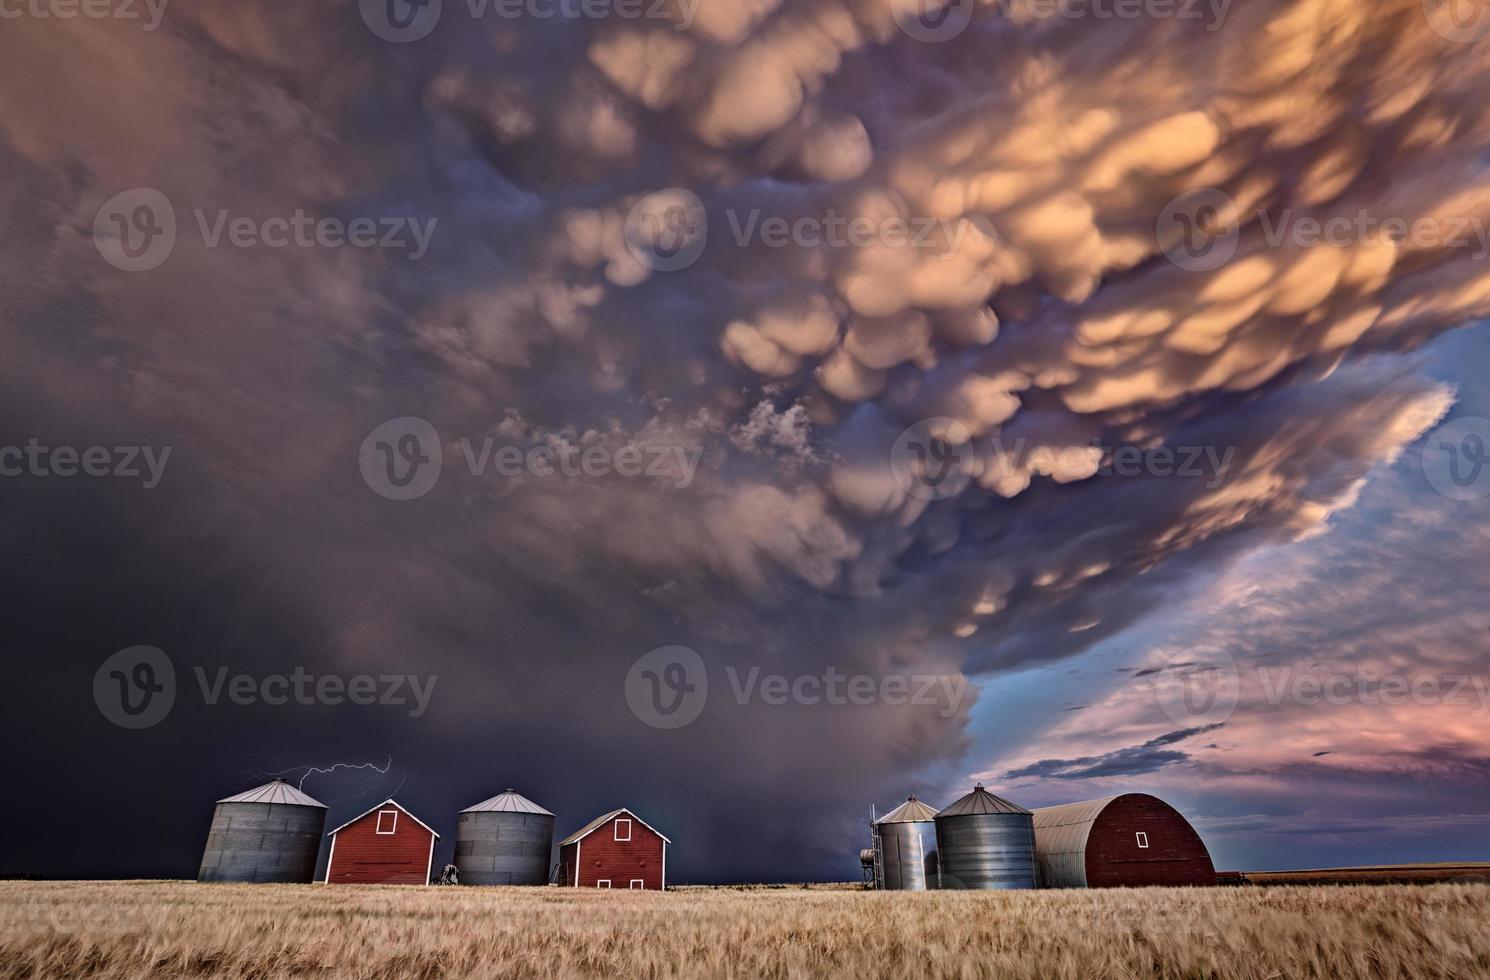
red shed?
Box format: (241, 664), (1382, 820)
(1031, 793), (1215, 888)
(555, 808), (670, 890)
(323, 799), (439, 885)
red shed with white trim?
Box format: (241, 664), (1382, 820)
(324, 799), (439, 885)
(555, 808), (670, 890)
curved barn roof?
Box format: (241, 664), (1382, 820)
(938, 784), (1029, 816)
(217, 779), (327, 808)
(460, 789), (553, 815)
(877, 796), (940, 824)
(1030, 796), (1117, 868)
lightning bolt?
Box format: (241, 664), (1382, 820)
(263, 756), (395, 790)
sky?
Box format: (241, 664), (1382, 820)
(2, 0), (1490, 883)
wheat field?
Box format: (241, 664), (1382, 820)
(2, 880), (1488, 979)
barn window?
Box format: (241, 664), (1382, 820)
(597, 880), (611, 889)
(614, 818), (632, 842)
(1135, 832), (1149, 848)
(376, 810), (399, 834)
(630, 879), (644, 889)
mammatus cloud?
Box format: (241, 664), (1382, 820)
(3, 0), (1490, 878)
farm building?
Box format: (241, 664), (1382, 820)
(454, 788), (555, 886)
(324, 799), (439, 885)
(872, 796), (940, 890)
(555, 808), (670, 890)
(1031, 794), (1215, 888)
(198, 779), (327, 884)
(935, 785), (1038, 890)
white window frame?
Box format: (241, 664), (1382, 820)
(629, 879), (644, 889)
(376, 810), (399, 835)
(1135, 832), (1149, 848)
(596, 880), (611, 889)
(614, 818), (632, 842)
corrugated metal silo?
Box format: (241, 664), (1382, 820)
(933, 784), (1038, 890)
(198, 780), (327, 883)
(454, 789), (555, 885)
(873, 796), (940, 890)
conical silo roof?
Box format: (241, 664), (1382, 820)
(459, 788), (553, 815)
(217, 779), (327, 808)
(938, 784), (1029, 816)
(877, 796), (940, 823)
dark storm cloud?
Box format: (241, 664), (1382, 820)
(4, 0), (1490, 882)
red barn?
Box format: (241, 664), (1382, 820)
(323, 799), (439, 885)
(1031, 794), (1215, 888)
(555, 808), (670, 890)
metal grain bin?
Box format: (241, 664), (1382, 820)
(454, 789), (555, 885)
(934, 784), (1038, 890)
(198, 780), (327, 883)
(874, 796), (940, 890)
